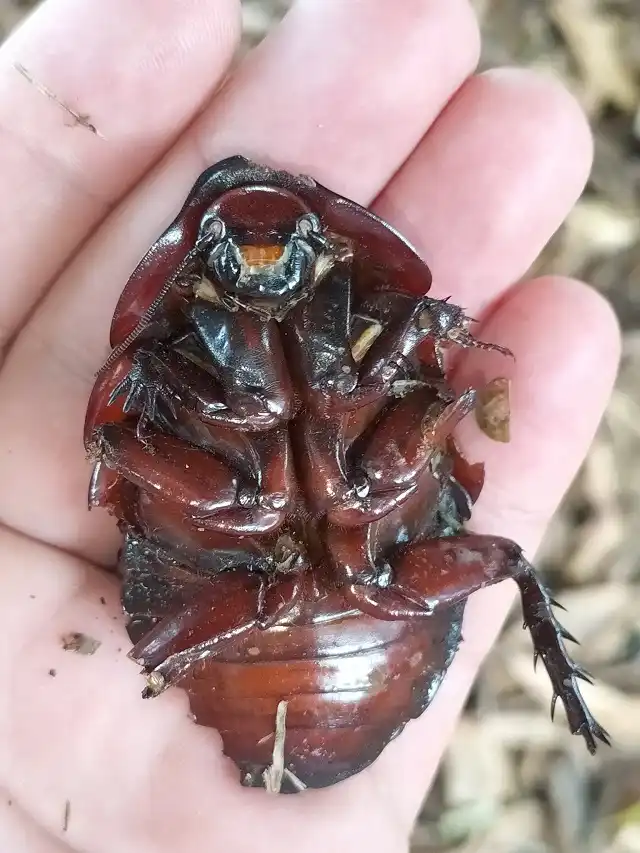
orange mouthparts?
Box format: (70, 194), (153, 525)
(239, 244), (285, 267)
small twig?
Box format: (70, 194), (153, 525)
(63, 800), (71, 833)
(283, 768), (307, 792)
(263, 701), (288, 793)
(262, 701), (307, 793)
(14, 62), (105, 138)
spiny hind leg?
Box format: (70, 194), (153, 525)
(329, 527), (609, 754)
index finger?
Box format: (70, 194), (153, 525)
(0, 0), (240, 353)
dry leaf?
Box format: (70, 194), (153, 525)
(553, 200), (640, 276)
(551, 0), (639, 114)
(263, 700), (288, 794)
(476, 378), (511, 442)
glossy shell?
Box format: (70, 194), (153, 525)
(86, 155), (608, 794)
(123, 537), (463, 790)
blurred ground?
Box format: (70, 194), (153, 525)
(2, 1), (639, 851)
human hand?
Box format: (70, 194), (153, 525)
(0, 1), (620, 851)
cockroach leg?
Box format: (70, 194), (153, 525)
(338, 532), (610, 753)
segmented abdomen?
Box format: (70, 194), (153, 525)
(171, 595), (463, 789)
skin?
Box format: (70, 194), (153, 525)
(0, 0), (621, 851)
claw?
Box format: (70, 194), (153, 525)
(587, 722), (612, 750)
(515, 553), (610, 755)
(558, 625), (580, 645)
(416, 296), (515, 360)
(571, 664), (595, 685)
(109, 374), (133, 410)
(141, 670), (167, 699)
(108, 346), (179, 431)
(575, 714), (611, 754)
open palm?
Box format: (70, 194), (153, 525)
(0, 1), (620, 852)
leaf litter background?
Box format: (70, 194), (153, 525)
(1, 1), (639, 851)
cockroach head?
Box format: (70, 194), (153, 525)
(193, 185), (341, 320)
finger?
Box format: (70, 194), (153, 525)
(197, 0), (480, 197)
(0, 0), (481, 562)
(374, 68), (594, 315)
(0, 0), (240, 351)
(371, 275), (620, 828)
(456, 277), (620, 549)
